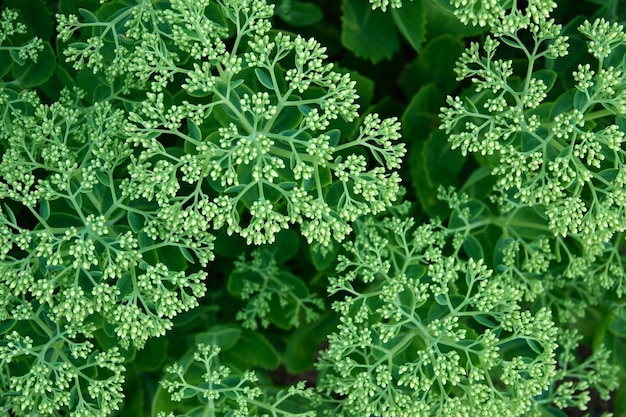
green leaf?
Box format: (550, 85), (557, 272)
(95, 170), (111, 186)
(526, 339), (543, 354)
(310, 240), (339, 271)
(609, 316), (626, 338)
(409, 127), (465, 217)
(286, 315), (338, 374)
(59, 0), (100, 15)
(434, 294), (447, 305)
(3, 203), (17, 225)
(14, 41), (56, 88)
(462, 235), (484, 260)
(541, 407), (569, 417)
(276, 0), (323, 27)
(4, 0), (54, 39)
(390, 0), (426, 52)
(550, 88), (576, 118)
(425, 0), (486, 38)
(402, 84), (446, 139)
(134, 336), (168, 371)
(223, 329), (280, 370)
(78, 8), (100, 23)
(151, 385), (177, 416)
(179, 247), (195, 264)
(335, 67), (375, 109)
(187, 119), (202, 141)
(195, 324), (242, 351)
(341, 0), (399, 63)
(400, 35), (465, 97)
(474, 314), (496, 328)
(0, 319), (16, 335)
(9, 49), (26, 66)
(157, 246), (188, 271)
(268, 229), (300, 263)
(39, 199), (50, 221)
(254, 68), (274, 90)
(532, 69), (557, 92)
(272, 105), (304, 131)
(0, 50), (13, 77)
(127, 211), (144, 233)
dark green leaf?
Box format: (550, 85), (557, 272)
(474, 314), (496, 328)
(434, 294), (447, 305)
(532, 69), (557, 92)
(223, 329), (280, 370)
(309, 240), (339, 271)
(390, 0), (426, 52)
(0, 50), (12, 77)
(272, 105), (303, 131)
(4, 0), (54, 39)
(0, 319), (16, 335)
(14, 41), (56, 88)
(195, 324), (242, 351)
(541, 407), (570, 417)
(78, 8), (100, 23)
(341, 0), (399, 63)
(127, 211), (144, 233)
(462, 235), (484, 260)
(134, 336), (168, 371)
(157, 246), (188, 271)
(550, 89), (576, 118)
(425, 0), (486, 38)
(400, 36), (465, 97)
(573, 89), (587, 110)
(137, 231), (154, 249)
(277, 0), (323, 26)
(405, 264), (426, 280)
(9, 49), (26, 66)
(268, 229), (300, 263)
(326, 129), (341, 147)
(609, 316), (626, 338)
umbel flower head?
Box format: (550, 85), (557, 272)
(56, 0), (406, 247)
(317, 215), (559, 417)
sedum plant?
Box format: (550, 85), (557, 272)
(0, 0), (625, 416)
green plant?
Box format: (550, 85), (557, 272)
(0, 0), (625, 416)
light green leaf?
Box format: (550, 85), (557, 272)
(39, 199), (50, 221)
(254, 68), (274, 90)
(3, 203), (17, 225)
(179, 247), (195, 264)
(187, 119), (202, 141)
